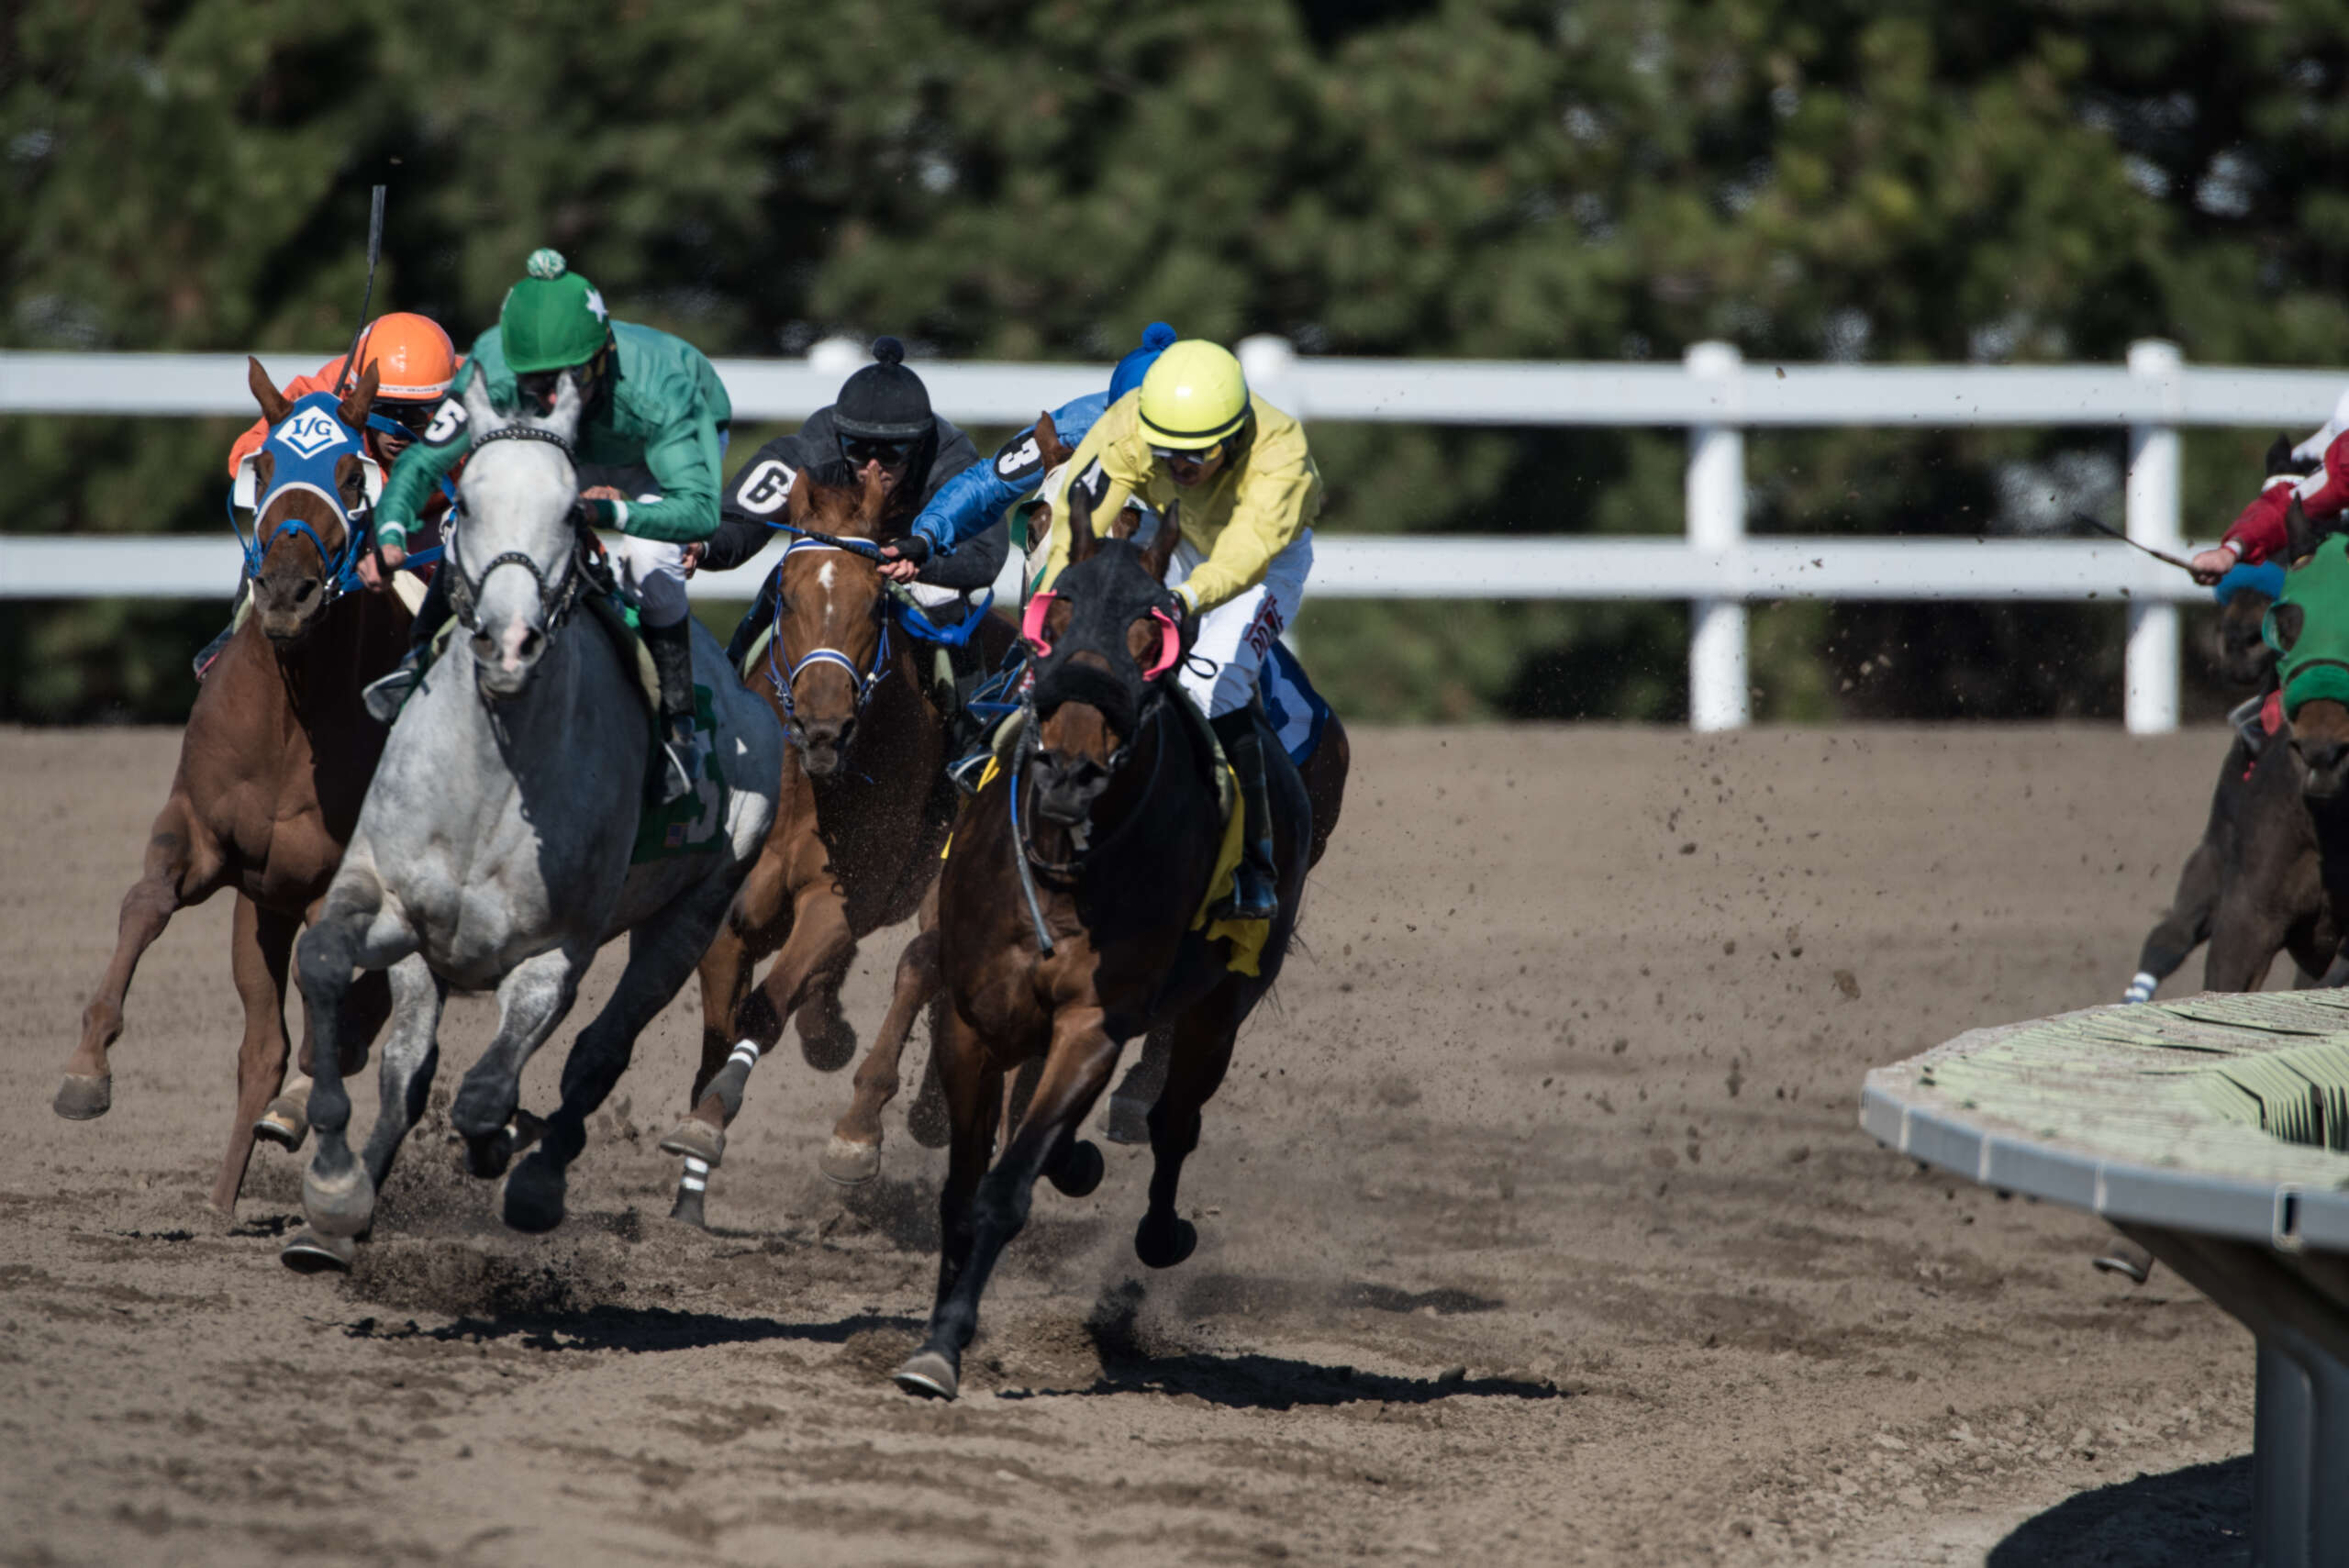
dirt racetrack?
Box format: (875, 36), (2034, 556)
(1, 724), (2268, 1565)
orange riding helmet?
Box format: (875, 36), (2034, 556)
(345, 312), (459, 404)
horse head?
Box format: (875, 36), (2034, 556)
(451, 371), (585, 702)
(2271, 501), (2349, 800)
(2221, 437), (2326, 687)
(1024, 487), (1185, 826)
(772, 460), (893, 775)
(242, 357), (381, 644)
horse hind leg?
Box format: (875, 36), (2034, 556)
(210, 897), (298, 1215)
(61, 799), (214, 1119)
(510, 880), (738, 1235)
(1136, 995), (1245, 1271)
(824, 919), (941, 1185)
(1100, 1026), (1174, 1146)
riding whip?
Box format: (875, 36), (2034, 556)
(341, 184), (393, 584)
(2073, 511), (2197, 574)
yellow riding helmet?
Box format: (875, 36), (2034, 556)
(1137, 339), (1251, 450)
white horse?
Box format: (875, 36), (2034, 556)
(284, 373), (782, 1268)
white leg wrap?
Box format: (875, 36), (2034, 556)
(2123, 972), (2158, 1004)
(728, 1039), (763, 1072)
(680, 1155), (710, 1192)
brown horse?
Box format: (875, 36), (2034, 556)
(658, 459), (1015, 1225)
(823, 420), (1350, 1178)
(58, 360), (409, 1214)
(890, 490), (1314, 1401)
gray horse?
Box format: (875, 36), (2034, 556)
(283, 373), (782, 1269)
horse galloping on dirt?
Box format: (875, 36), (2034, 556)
(824, 413), (1351, 1179)
(657, 460), (1016, 1221)
(2125, 437), (2330, 1004)
(283, 372), (782, 1269)
(890, 489), (1314, 1401)
(59, 360), (410, 1215)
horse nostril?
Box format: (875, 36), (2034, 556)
(294, 581), (317, 603)
(518, 628), (543, 662)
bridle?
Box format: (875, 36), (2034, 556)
(440, 424), (590, 637)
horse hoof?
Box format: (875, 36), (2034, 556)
(449, 1080), (518, 1146)
(279, 1229), (357, 1273)
(667, 1186), (707, 1229)
(253, 1095), (310, 1152)
(799, 1017), (858, 1073)
(2093, 1240), (2155, 1285)
(302, 1162), (377, 1240)
(658, 1118), (725, 1166)
(460, 1129), (515, 1180)
(502, 1154), (566, 1234)
(1101, 1094), (1152, 1147)
(53, 1073), (113, 1121)
(819, 1135), (882, 1187)
(1047, 1140), (1105, 1197)
(1135, 1214), (1197, 1270)
(892, 1348), (960, 1401)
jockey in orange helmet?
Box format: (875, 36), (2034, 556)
(197, 314), (463, 679)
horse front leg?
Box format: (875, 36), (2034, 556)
(896, 1004), (1119, 1402)
(449, 944), (586, 1182)
(892, 1003), (1003, 1401)
(823, 903), (941, 1185)
(662, 851), (788, 1224)
(2128, 837), (2221, 1002)
(507, 878), (740, 1235)
(61, 795), (219, 1119)
(357, 957), (449, 1195)
(210, 896), (298, 1215)
(1137, 993), (1245, 1270)
(286, 865), (415, 1265)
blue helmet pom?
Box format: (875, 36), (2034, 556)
(1109, 322), (1179, 402)
(2213, 560), (2287, 606)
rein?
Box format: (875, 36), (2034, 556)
(759, 529), (995, 743)
(1013, 687), (1174, 878)
(441, 423), (589, 638)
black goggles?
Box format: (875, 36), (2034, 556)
(375, 400), (439, 437)
(839, 433), (917, 469)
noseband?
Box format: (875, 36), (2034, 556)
(765, 537), (896, 738)
(441, 424), (589, 636)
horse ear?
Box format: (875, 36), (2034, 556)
(1035, 408), (1071, 470)
(2267, 434), (2300, 477)
(338, 360), (379, 434)
(1141, 498), (1182, 582)
(859, 460), (888, 524)
(2288, 494), (2319, 565)
(1066, 474), (1099, 564)
(248, 357), (293, 428)
(540, 369), (585, 442)
(462, 372), (505, 438)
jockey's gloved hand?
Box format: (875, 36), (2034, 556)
(578, 496), (629, 529)
(877, 535), (930, 584)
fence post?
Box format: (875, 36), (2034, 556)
(1686, 341), (1748, 731)
(2125, 339), (2184, 736)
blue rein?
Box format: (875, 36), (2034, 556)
(757, 528), (995, 732)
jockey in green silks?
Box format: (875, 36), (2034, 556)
(362, 248), (732, 805)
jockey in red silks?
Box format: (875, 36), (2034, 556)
(195, 312), (463, 678)
(2191, 387), (2349, 582)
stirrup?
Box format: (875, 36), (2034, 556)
(658, 724), (704, 806)
(1219, 852), (1279, 923)
(362, 659), (421, 725)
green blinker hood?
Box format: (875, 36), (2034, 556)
(2275, 535), (2349, 718)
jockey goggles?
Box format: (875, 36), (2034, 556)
(1150, 441), (1224, 471)
(839, 432), (918, 469)
(1020, 591), (1183, 681)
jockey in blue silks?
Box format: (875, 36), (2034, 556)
(874, 322), (1177, 584)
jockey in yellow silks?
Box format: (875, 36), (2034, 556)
(1043, 339), (1321, 921)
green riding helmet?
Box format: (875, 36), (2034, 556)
(500, 248), (611, 373)
(2271, 534), (2349, 717)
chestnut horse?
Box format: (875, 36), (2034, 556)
(824, 417), (1349, 1180)
(58, 361), (409, 1214)
(658, 460), (1014, 1225)
(891, 490), (1313, 1400)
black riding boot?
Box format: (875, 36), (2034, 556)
(361, 567), (455, 724)
(1209, 707), (1279, 923)
(724, 571), (778, 674)
(643, 616), (704, 806)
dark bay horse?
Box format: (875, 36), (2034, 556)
(58, 360), (408, 1214)
(658, 461), (1015, 1225)
(2125, 439), (2331, 1004)
(891, 490), (1313, 1401)
(824, 417), (1350, 1180)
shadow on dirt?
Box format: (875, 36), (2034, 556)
(1987, 1455), (2251, 1567)
(339, 1305), (924, 1354)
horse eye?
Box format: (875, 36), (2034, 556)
(2274, 603), (2305, 651)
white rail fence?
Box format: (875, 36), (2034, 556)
(4, 340), (2340, 732)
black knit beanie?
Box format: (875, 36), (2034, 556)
(832, 337), (933, 440)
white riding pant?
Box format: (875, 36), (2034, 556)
(613, 536), (691, 628)
(1168, 529), (1312, 719)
